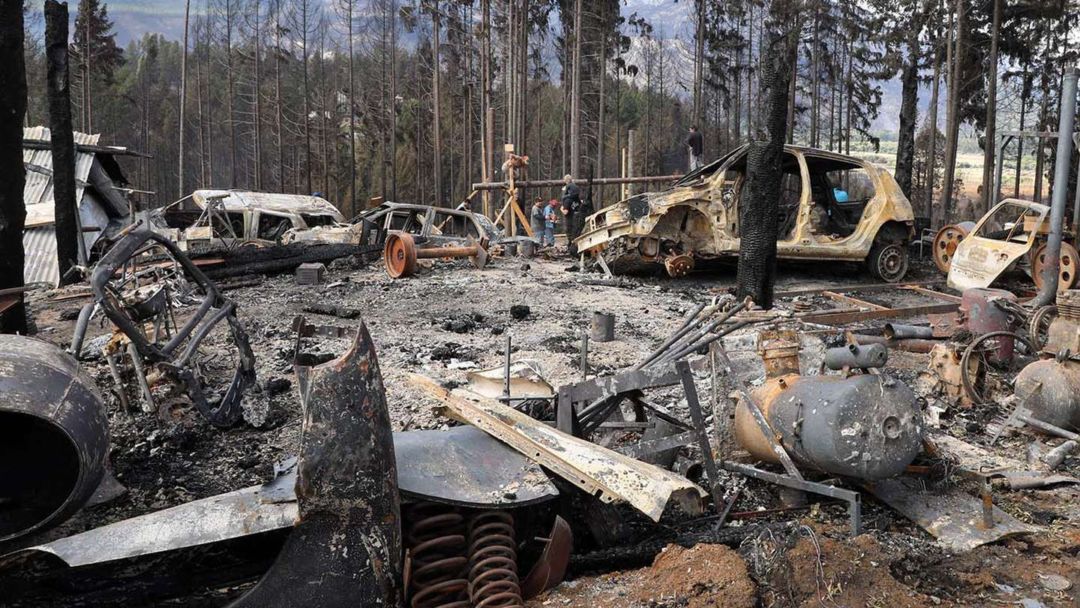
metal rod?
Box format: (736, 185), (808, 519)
(712, 344), (804, 480)
(635, 302), (709, 370)
(677, 361), (725, 516)
(415, 245), (482, 259)
(580, 330), (589, 381)
(657, 320), (754, 366)
(1032, 66), (1078, 308)
(503, 334), (512, 403)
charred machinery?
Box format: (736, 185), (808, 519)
(0, 335), (110, 543)
(1015, 290), (1080, 431)
(734, 337), (923, 480)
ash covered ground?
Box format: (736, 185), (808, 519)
(16, 253), (1080, 607)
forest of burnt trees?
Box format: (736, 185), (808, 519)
(16, 0), (1080, 223)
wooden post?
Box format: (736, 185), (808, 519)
(620, 146), (628, 202)
(45, 0), (81, 284)
(627, 130), (638, 196)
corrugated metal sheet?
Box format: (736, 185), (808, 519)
(23, 226), (60, 287)
(23, 126), (100, 228)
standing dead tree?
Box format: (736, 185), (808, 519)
(0, 0), (28, 333)
(45, 0), (80, 286)
(736, 0), (799, 309)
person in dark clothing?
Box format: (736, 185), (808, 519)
(561, 174), (584, 246)
(687, 126), (704, 171)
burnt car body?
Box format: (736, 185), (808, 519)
(575, 145), (916, 282)
(345, 202), (504, 248)
(946, 199), (1070, 292)
(154, 190), (346, 253)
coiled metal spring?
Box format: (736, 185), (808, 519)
(467, 511), (522, 608)
(407, 503), (470, 608)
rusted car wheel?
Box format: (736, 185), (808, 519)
(384, 232), (419, 278)
(867, 242), (909, 283)
(1031, 242), (1080, 293)
(932, 222), (975, 273)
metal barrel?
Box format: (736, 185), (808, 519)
(0, 335), (109, 543)
(823, 343), (889, 370)
(590, 312), (616, 342)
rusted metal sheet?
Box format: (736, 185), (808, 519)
(232, 321), (402, 607)
(0, 334), (110, 543)
(521, 516), (573, 600)
(412, 374), (706, 522)
(866, 477), (1040, 552)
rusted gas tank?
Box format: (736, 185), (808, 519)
(1014, 289), (1080, 430)
(734, 374), (923, 480)
(961, 287), (1019, 363)
(0, 335), (109, 542)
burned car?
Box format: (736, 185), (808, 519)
(354, 202), (502, 245)
(946, 199), (1076, 292)
(575, 145), (916, 282)
(154, 190), (346, 253)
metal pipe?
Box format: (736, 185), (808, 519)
(658, 320), (754, 365)
(993, 135), (1011, 205)
(1073, 133), (1080, 236)
(1032, 66), (1078, 308)
(635, 302), (708, 370)
(68, 302), (96, 357)
(642, 300), (749, 370)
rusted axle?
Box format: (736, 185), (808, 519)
(384, 232), (489, 278)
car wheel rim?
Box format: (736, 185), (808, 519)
(878, 245), (906, 281)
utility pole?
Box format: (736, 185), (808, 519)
(179, 0), (190, 198)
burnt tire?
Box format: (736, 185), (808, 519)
(866, 241), (909, 283)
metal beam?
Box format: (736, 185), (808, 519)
(472, 174), (684, 191)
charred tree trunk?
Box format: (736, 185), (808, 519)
(926, 47), (942, 226)
(737, 7), (797, 310)
(0, 0), (28, 333)
(894, 29), (920, 199)
(979, 0), (1001, 214)
(46, 0), (80, 287)
(569, 0), (583, 178)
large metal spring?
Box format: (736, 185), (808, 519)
(467, 511), (522, 608)
(407, 503), (470, 608)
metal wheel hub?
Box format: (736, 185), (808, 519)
(877, 245), (906, 281)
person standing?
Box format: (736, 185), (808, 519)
(545, 199), (559, 248)
(561, 175), (583, 245)
(530, 197), (548, 246)
(687, 126), (704, 171)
